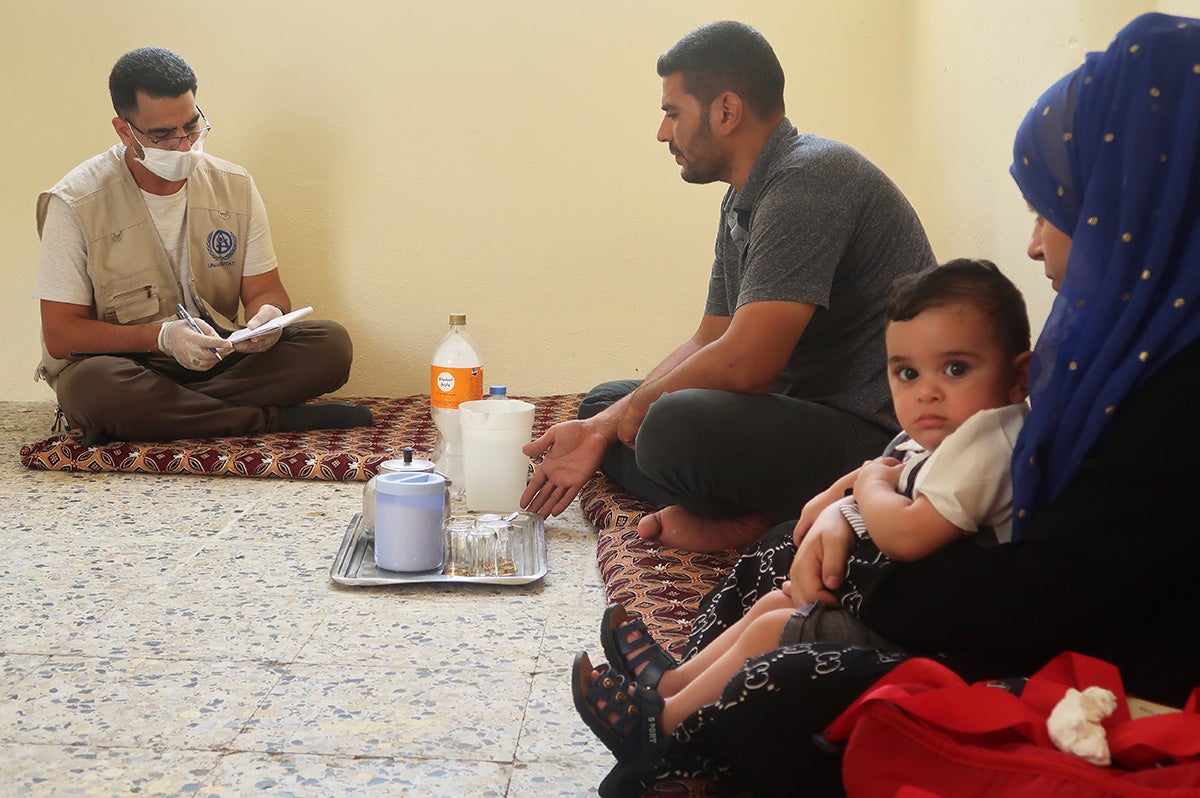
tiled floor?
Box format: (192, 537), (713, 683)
(0, 402), (615, 796)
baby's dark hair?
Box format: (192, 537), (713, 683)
(887, 258), (1031, 357)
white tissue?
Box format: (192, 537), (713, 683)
(1046, 686), (1119, 766)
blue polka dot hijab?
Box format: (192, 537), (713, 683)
(1009, 13), (1200, 540)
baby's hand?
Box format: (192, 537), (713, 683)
(854, 457), (904, 494)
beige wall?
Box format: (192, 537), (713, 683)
(0, 1), (1181, 404)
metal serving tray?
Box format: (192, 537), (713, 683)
(329, 511), (547, 586)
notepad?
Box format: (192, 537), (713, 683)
(227, 306), (314, 343)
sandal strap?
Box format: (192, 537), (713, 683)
(582, 663), (667, 761)
(604, 606), (678, 690)
(585, 670), (641, 741)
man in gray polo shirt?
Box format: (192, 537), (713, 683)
(522, 21), (935, 551)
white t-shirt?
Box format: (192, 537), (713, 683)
(841, 403), (1028, 546)
(34, 149), (279, 315)
(908, 402), (1030, 544)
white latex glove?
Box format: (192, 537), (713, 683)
(232, 304), (284, 353)
(158, 318), (228, 371)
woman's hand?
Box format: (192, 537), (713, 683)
(793, 466), (864, 546)
(788, 502), (856, 606)
(793, 493), (829, 546)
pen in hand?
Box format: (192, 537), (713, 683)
(175, 303), (223, 361)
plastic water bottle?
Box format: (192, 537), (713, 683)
(431, 313), (483, 496)
(488, 385), (508, 399)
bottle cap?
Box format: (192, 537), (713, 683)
(449, 313), (466, 324)
(489, 385), (507, 396)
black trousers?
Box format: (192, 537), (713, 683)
(578, 380), (895, 522)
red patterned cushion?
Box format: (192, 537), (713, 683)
(580, 473), (738, 658)
(20, 395), (583, 480)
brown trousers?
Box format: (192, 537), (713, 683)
(53, 320), (353, 441)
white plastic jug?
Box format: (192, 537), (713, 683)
(373, 471), (446, 572)
(458, 398), (535, 512)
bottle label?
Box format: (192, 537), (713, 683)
(430, 365), (483, 409)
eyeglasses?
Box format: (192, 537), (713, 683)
(125, 107), (211, 151)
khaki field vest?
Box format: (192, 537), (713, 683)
(36, 144), (252, 384)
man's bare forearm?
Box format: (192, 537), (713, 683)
(41, 300), (161, 360)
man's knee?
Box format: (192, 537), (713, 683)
(54, 357), (142, 423)
(578, 379), (640, 420)
(289, 320), (353, 386)
(311, 320), (352, 359)
(636, 389), (726, 455)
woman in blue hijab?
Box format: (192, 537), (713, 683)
(599, 13), (1200, 796)
(1008, 13), (1200, 538)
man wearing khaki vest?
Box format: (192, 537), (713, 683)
(34, 47), (370, 444)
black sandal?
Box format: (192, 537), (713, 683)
(572, 651), (667, 763)
(600, 602), (678, 691)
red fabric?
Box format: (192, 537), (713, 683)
(825, 652), (1200, 797)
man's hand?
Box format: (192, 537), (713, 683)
(232, 304), (284, 353)
(788, 503), (856, 607)
(520, 419), (610, 517)
(158, 318), (230, 371)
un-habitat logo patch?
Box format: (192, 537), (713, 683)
(206, 229), (238, 267)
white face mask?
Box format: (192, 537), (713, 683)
(129, 128), (203, 182)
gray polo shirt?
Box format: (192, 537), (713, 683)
(706, 119), (936, 430)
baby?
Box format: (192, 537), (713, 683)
(573, 258), (1032, 769)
